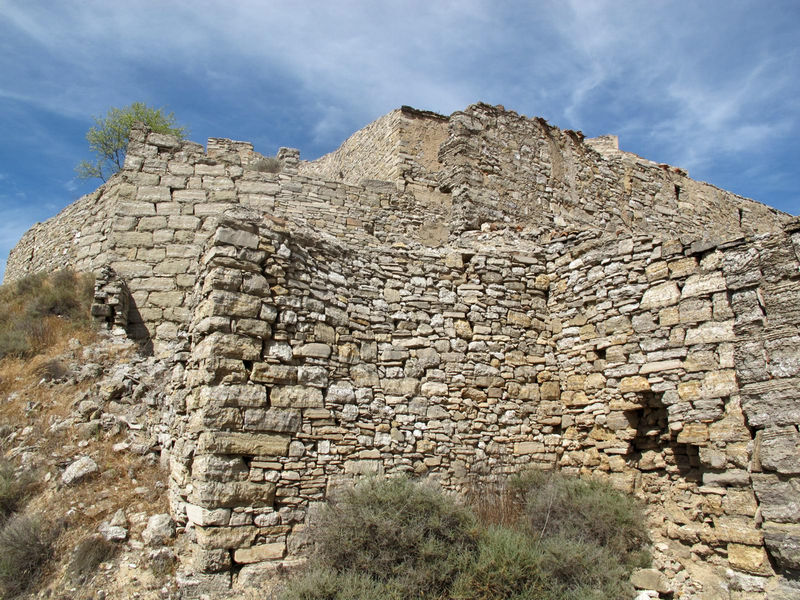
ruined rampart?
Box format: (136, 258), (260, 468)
(4, 104), (799, 598)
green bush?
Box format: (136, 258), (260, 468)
(280, 567), (408, 600)
(281, 472), (650, 600)
(286, 477), (477, 599)
(0, 269), (94, 359)
(513, 470), (649, 560)
(0, 514), (55, 597)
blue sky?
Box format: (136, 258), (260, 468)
(1, 1), (798, 279)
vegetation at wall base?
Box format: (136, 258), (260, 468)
(280, 473), (650, 600)
(0, 269), (95, 360)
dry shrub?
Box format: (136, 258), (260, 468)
(0, 461), (37, 522)
(284, 477), (478, 599)
(0, 269), (95, 360)
(251, 157), (281, 173)
(68, 534), (116, 585)
(0, 514), (56, 597)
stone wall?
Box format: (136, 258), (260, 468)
(439, 104), (789, 240)
(165, 203), (799, 596)
(4, 103), (799, 597)
(298, 106), (448, 187)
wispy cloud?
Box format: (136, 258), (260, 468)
(0, 0), (797, 216)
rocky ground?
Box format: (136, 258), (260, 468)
(0, 329), (184, 599)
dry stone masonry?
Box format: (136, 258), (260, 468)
(5, 103), (799, 598)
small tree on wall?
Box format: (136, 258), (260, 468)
(76, 102), (187, 182)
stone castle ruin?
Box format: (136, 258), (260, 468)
(5, 104), (800, 597)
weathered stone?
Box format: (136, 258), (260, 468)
(631, 568), (671, 593)
(727, 543), (773, 576)
(620, 376), (650, 393)
(62, 456), (98, 485)
(269, 385), (324, 408)
(682, 272), (727, 298)
(756, 426), (800, 474)
(197, 432), (290, 456)
(295, 343), (332, 359)
(243, 408), (301, 432)
(142, 514), (175, 547)
(190, 481), (276, 508)
(640, 281), (680, 309)
(195, 526), (258, 549)
(233, 543), (285, 564)
(763, 524), (800, 572)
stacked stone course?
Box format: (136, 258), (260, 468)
(5, 103), (799, 598)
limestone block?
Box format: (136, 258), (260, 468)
(137, 186), (171, 202)
(765, 334), (800, 378)
(702, 470), (750, 487)
(194, 332), (262, 361)
(326, 383), (355, 405)
(195, 526), (258, 549)
(185, 504), (232, 527)
(540, 381), (560, 401)
(684, 320), (735, 345)
(382, 378), (420, 397)
(727, 543), (773, 576)
(740, 379), (800, 428)
(702, 370), (738, 398)
(148, 291), (185, 308)
(645, 261), (669, 281)
(243, 408), (301, 433)
(640, 359), (683, 374)
(197, 385), (267, 408)
(507, 310), (532, 327)
(173, 189), (207, 202)
(640, 281), (680, 309)
(514, 441), (545, 455)
(295, 343), (332, 359)
(270, 385), (324, 408)
(197, 291), (262, 319)
(668, 257), (698, 278)
(298, 366), (328, 388)
(756, 426), (800, 474)
(234, 318), (271, 338)
(455, 320), (473, 339)
(191, 547), (231, 573)
(116, 201), (157, 216)
(682, 272), (727, 298)
(191, 480), (276, 508)
(679, 298), (712, 323)
(213, 227), (260, 250)
(620, 376), (650, 393)
(62, 456), (99, 485)
(197, 432), (290, 456)
(250, 364), (297, 385)
(763, 523), (800, 572)
(233, 543), (285, 564)
(676, 423), (708, 444)
(351, 364), (379, 387)
(421, 381), (449, 397)
(191, 406), (243, 430)
(631, 568), (671, 593)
